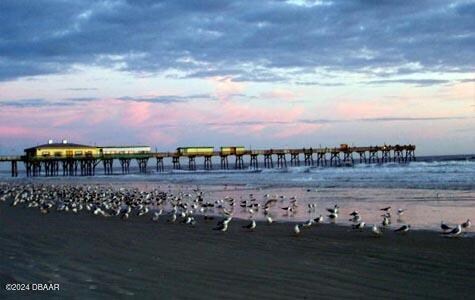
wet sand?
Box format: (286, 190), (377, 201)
(1, 203), (474, 299)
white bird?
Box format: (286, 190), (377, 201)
(440, 222), (452, 231)
(394, 224), (410, 233)
(302, 219), (315, 227)
(443, 225), (462, 238)
(266, 216), (273, 224)
(294, 224), (301, 236)
(382, 217), (390, 227)
(213, 222), (228, 232)
(462, 219), (471, 229)
(352, 222), (365, 231)
(372, 224), (383, 237)
(397, 208), (406, 216)
(243, 220), (256, 231)
(314, 215), (323, 224)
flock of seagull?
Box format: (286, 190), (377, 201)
(0, 183), (471, 238)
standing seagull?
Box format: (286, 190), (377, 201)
(442, 225), (462, 238)
(294, 224), (301, 236)
(462, 219), (471, 229)
(372, 224), (383, 237)
(380, 206), (391, 212)
(243, 220), (256, 231)
(352, 222), (365, 231)
(440, 222), (452, 232)
(394, 224), (411, 233)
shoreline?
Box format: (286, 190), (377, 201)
(1, 202), (474, 299)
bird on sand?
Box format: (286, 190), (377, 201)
(243, 220), (256, 231)
(372, 224), (383, 237)
(394, 224), (411, 233)
(294, 224), (301, 236)
(352, 222), (365, 231)
(380, 206), (391, 212)
(440, 222), (452, 232)
(462, 219), (471, 229)
(442, 225), (462, 238)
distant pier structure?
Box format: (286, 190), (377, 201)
(0, 141), (416, 177)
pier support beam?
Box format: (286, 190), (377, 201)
(250, 154), (259, 169)
(11, 161), (18, 177)
(119, 158), (131, 174)
(316, 152), (327, 166)
(276, 154), (287, 168)
(342, 152), (354, 165)
(103, 158), (114, 175)
(304, 151), (313, 166)
(235, 155), (244, 169)
(358, 151), (367, 164)
(330, 152), (341, 166)
(156, 157), (164, 172)
(381, 149), (391, 163)
(220, 155), (229, 169)
(369, 150), (379, 164)
(172, 156), (181, 170)
(290, 153), (300, 167)
(188, 156), (196, 170)
(264, 154), (273, 168)
(405, 149), (416, 162)
(204, 156), (212, 170)
(137, 158), (148, 173)
(393, 149), (403, 163)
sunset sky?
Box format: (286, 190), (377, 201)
(0, 0), (474, 155)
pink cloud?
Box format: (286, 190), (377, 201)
(260, 89), (298, 101)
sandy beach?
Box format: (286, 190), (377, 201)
(1, 202), (474, 299)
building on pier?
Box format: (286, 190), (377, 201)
(220, 146), (245, 155)
(177, 147), (214, 156)
(24, 141), (100, 159)
(100, 146), (151, 155)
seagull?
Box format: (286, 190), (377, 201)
(266, 216), (273, 224)
(382, 217), (390, 227)
(349, 210), (359, 217)
(243, 220), (256, 231)
(440, 222), (452, 231)
(328, 213), (338, 221)
(349, 215), (361, 222)
(394, 224), (410, 233)
(294, 224), (301, 236)
(213, 222), (228, 232)
(326, 205), (339, 214)
(372, 224), (383, 237)
(352, 222), (365, 231)
(462, 219), (471, 229)
(442, 225), (462, 238)
(380, 206), (391, 212)
(397, 208), (406, 217)
(302, 219), (315, 228)
(314, 215), (323, 224)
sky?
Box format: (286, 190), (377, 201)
(0, 0), (474, 156)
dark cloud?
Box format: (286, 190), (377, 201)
(64, 87), (98, 91)
(363, 79), (451, 86)
(117, 94), (215, 103)
(66, 97), (98, 102)
(0, 98), (75, 108)
(0, 0), (473, 82)
(358, 116), (471, 122)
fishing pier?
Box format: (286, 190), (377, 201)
(0, 142), (416, 177)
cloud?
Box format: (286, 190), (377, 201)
(64, 87), (98, 91)
(116, 94), (215, 103)
(364, 79), (451, 87)
(0, 0), (473, 82)
(0, 98), (75, 108)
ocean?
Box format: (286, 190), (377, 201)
(1, 155), (474, 231)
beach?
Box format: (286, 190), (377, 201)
(1, 199), (474, 299)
